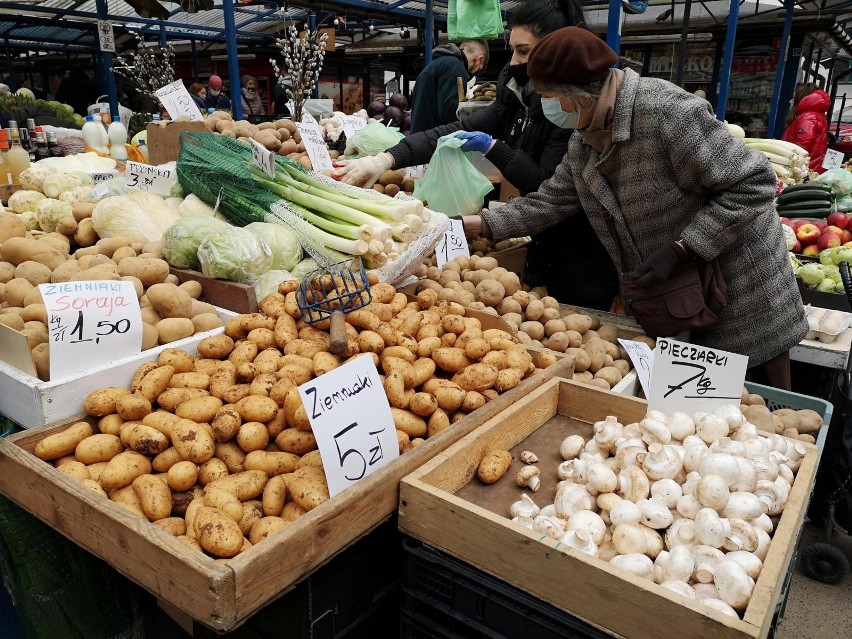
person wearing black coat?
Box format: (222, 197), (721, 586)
(334, 0), (619, 310)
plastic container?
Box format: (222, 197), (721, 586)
(82, 115), (109, 154)
(744, 380), (833, 455)
(401, 537), (610, 639)
(107, 121), (128, 161)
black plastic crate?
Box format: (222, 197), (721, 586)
(401, 538), (610, 639)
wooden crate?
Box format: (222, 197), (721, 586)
(169, 268), (258, 314)
(0, 308), (237, 429)
(0, 354), (574, 631)
(399, 379), (819, 639)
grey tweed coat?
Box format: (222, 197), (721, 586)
(482, 69), (807, 366)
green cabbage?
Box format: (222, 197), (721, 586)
(161, 217), (232, 270)
(198, 227), (274, 283)
(253, 269), (296, 300)
(244, 222), (303, 272)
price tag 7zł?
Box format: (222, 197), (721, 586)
(298, 355), (398, 496)
(38, 280), (143, 380)
(250, 138), (276, 178)
(435, 218), (470, 268)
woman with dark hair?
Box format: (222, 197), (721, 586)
(783, 82), (830, 174)
(188, 82), (207, 112)
(335, 0), (619, 310)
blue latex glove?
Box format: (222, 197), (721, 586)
(454, 130), (495, 153)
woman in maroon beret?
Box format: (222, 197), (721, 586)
(463, 27), (806, 387)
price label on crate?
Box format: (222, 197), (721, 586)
(435, 219), (470, 268)
(155, 79), (204, 122)
(297, 122), (334, 172)
(125, 161), (173, 196)
(617, 338), (654, 397)
(301, 110), (318, 125)
(823, 148), (844, 171)
(39, 281), (142, 380)
(647, 338), (748, 414)
(340, 115), (366, 139)
(250, 138), (276, 178)
(89, 172), (117, 183)
(298, 354), (398, 496)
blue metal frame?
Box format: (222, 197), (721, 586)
(767, 0), (794, 136)
(425, 0), (434, 64)
(94, 0), (118, 120)
(715, 0), (741, 121)
(222, 0), (243, 120)
(606, 0), (622, 55)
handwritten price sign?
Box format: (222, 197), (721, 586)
(340, 115), (367, 139)
(647, 338), (748, 414)
(39, 281), (143, 380)
(435, 218), (470, 268)
(250, 138), (276, 178)
(155, 79), (204, 122)
(298, 355), (398, 496)
(296, 122), (334, 172)
(617, 338), (654, 397)
(125, 161), (173, 196)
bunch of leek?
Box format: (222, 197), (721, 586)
(727, 123), (810, 185)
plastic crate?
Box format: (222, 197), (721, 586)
(401, 538), (610, 639)
(744, 381), (833, 454)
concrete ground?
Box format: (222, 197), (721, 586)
(776, 522), (852, 639)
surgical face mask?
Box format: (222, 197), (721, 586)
(506, 63), (529, 86)
(209, 88), (220, 97)
(244, 87), (257, 96)
(541, 96), (580, 129)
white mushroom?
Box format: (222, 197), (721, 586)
(777, 463), (795, 486)
(559, 434), (586, 461)
(682, 443), (709, 474)
(709, 437), (745, 458)
(554, 482), (594, 519)
(511, 516), (535, 529)
(692, 582), (720, 602)
(785, 442), (807, 473)
(609, 499), (642, 527)
(641, 443), (682, 480)
(725, 550), (763, 580)
(695, 414), (729, 444)
(637, 497), (674, 529)
(595, 492), (622, 515)
(612, 523), (648, 555)
(713, 560), (755, 612)
(509, 493), (540, 519)
(723, 518), (758, 553)
(539, 504), (557, 518)
(701, 598), (740, 618)
(661, 580), (698, 599)
(597, 539), (618, 562)
(714, 405), (746, 430)
(754, 480), (786, 516)
(651, 478), (683, 509)
(752, 458), (779, 482)
(516, 466), (541, 492)
(695, 474), (730, 511)
(586, 463), (618, 495)
(665, 518), (699, 550)
(698, 453), (740, 488)
(610, 553), (654, 580)
(661, 544), (695, 582)
(533, 514), (565, 540)
(559, 529), (598, 557)
(618, 466), (650, 502)
(749, 513), (773, 535)
(615, 443), (646, 470)
(695, 508), (731, 548)
(641, 525), (664, 559)
(594, 415), (623, 454)
(640, 416), (671, 445)
(676, 494), (703, 520)
(753, 528), (772, 562)
(732, 422), (759, 443)
(667, 411), (696, 441)
(567, 510), (607, 545)
(722, 492), (765, 521)
(520, 450), (539, 464)
(691, 545), (725, 583)
(729, 457), (758, 493)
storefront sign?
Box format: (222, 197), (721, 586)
(125, 161), (173, 196)
(298, 355), (398, 496)
(435, 219), (470, 268)
(39, 281), (142, 380)
(297, 122), (334, 171)
(155, 79), (204, 122)
(617, 339), (654, 397)
(648, 338), (748, 414)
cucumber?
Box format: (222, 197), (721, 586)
(776, 190), (833, 206)
(780, 182), (832, 193)
(776, 199), (833, 212)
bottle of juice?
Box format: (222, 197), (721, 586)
(6, 121), (31, 184)
(0, 130), (10, 186)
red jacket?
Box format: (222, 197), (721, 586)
(782, 90), (830, 173)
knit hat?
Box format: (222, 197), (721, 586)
(240, 75), (255, 88)
(527, 26), (618, 85)
(208, 74), (223, 90)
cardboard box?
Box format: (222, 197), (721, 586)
(146, 121), (209, 165)
(399, 378), (819, 639)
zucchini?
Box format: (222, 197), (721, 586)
(776, 199), (833, 212)
(776, 189), (833, 206)
(777, 207), (831, 219)
(780, 182), (832, 194)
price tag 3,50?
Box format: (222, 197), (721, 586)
(125, 161), (174, 196)
(38, 280), (143, 380)
(435, 219), (471, 268)
(647, 338), (748, 415)
(155, 79), (204, 122)
(250, 138), (276, 178)
(298, 355), (398, 496)
(296, 123), (334, 172)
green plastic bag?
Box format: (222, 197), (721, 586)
(344, 121), (405, 157)
(414, 135), (494, 217)
(448, 0), (504, 40)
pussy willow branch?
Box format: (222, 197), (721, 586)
(114, 32), (176, 110)
(269, 22), (328, 121)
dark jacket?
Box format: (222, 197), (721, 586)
(204, 91), (231, 111)
(783, 89), (830, 174)
(388, 64), (620, 310)
(410, 44), (469, 133)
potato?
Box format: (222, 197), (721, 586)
(198, 334), (235, 359)
(206, 470), (268, 501)
(114, 394), (152, 421)
(170, 418), (216, 463)
(262, 475), (288, 516)
(215, 442), (246, 474)
(133, 474), (173, 521)
(58, 460), (90, 482)
(249, 516), (288, 545)
(244, 450), (299, 477)
(151, 448), (182, 474)
(73, 434), (122, 466)
(84, 389), (131, 420)
(391, 408), (427, 438)
(453, 363), (499, 392)
(204, 486), (244, 522)
(289, 466), (330, 511)
(236, 422), (271, 453)
(99, 451), (153, 491)
(194, 506), (244, 558)
(15, 260), (52, 286)
(236, 395), (279, 423)
(141, 323), (159, 350)
(175, 395), (223, 424)
(594, 366), (623, 388)
(494, 368), (523, 392)
(119, 423), (169, 456)
(237, 500), (264, 536)
(275, 428), (318, 455)
(157, 318), (195, 344)
(796, 409), (823, 434)
(35, 422), (93, 460)
(139, 365), (175, 402)
(154, 517), (187, 536)
(191, 313), (223, 333)
(477, 450), (512, 484)
(0, 237), (65, 270)
(432, 348), (471, 373)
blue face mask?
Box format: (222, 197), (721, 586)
(541, 97), (580, 129)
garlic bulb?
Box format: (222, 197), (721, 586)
(509, 493), (540, 519)
(560, 434), (585, 461)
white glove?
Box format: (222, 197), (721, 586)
(334, 152), (394, 188)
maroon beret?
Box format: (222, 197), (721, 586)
(527, 27), (619, 85)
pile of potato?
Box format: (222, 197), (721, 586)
(412, 255), (653, 390)
(370, 170), (416, 198)
(32, 281), (553, 559)
(740, 391), (822, 444)
(464, 236), (529, 258)
(0, 225), (223, 380)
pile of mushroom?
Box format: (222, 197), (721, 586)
(507, 406), (807, 619)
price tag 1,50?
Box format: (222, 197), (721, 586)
(250, 138), (276, 178)
(125, 161), (173, 196)
(647, 338), (748, 415)
(155, 79), (204, 122)
(298, 355), (398, 497)
(296, 122), (334, 172)
(435, 219), (470, 268)
(39, 280), (143, 380)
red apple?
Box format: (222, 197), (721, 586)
(842, 230), (852, 244)
(818, 232), (842, 250)
(796, 223), (822, 245)
(791, 219), (809, 231)
(814, 221), (827, 232)
(828, 212), (849, 229)
(824, 225), (845, 237)
(803, 244), (821, 256)
(780, 217), (792, 226)
(792, 240), (802, 253)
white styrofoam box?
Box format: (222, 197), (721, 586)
(0, 307), (238, 429)
(612, 370), (640, 397)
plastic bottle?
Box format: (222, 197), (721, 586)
(82, 115), (109, 154)
(6, 121), (31, 183)
(0, 130), (10, 186)
(107, 121), (128, 161)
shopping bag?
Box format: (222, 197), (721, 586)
(448, 0), (504, 40)
(344, 121), (405, 157)
(414, 135), (494, 217)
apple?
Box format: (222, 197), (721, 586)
(791, 219), (809, 232)
(796, 223), (821, 245)
(780, 217), (792, 226)
(792, 240), (802, 253)
(824, 225), (845, 237)
(803, 244), (821, 256)
(814, 221), (827, 232)
(843, 230), (852, 244)
(818, 232), (842, 251)
(828, 212), (849, 229)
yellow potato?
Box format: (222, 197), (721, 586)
(289, 466), (330, 511)
(167, 460), (199, 491)
(35, 422), (93, 461)
(175, 395), (224, 423)
(152, 447), (183, 473)
(74, 434), (123, 465)
(203, 486), (244, 522)
(198, 458), (230, 485)
(249, 516), (287, 546)
(99, 451), (153, 491)
(138, 366), (175, 402)
(197, 334), (235, 359)
(238, 500), (265, 536)
(262, 475), (288, 516)
(83, 388), (132, 417)
(58, 460), (90, 482)
(194, 506), (244, 558)
(120, 423), (170, 456)
(211, 404), (242, 442)
(275, 428), (318, 455)
(206, 470), (268, 501)
(244, 450), (299, 476)
(115, 394), (152, 421)
(477, 450), (512, 484)
(153, 517), (187, 536)
(132, 474), (173, 521)
(214, 442), (246, 474)
(236, 395), (279, 423)
(170, 418), (216, 463)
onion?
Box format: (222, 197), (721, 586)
(383, 105), (403, 126)
(366, 101), (386, 118)
(389, 92), (409, 111)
